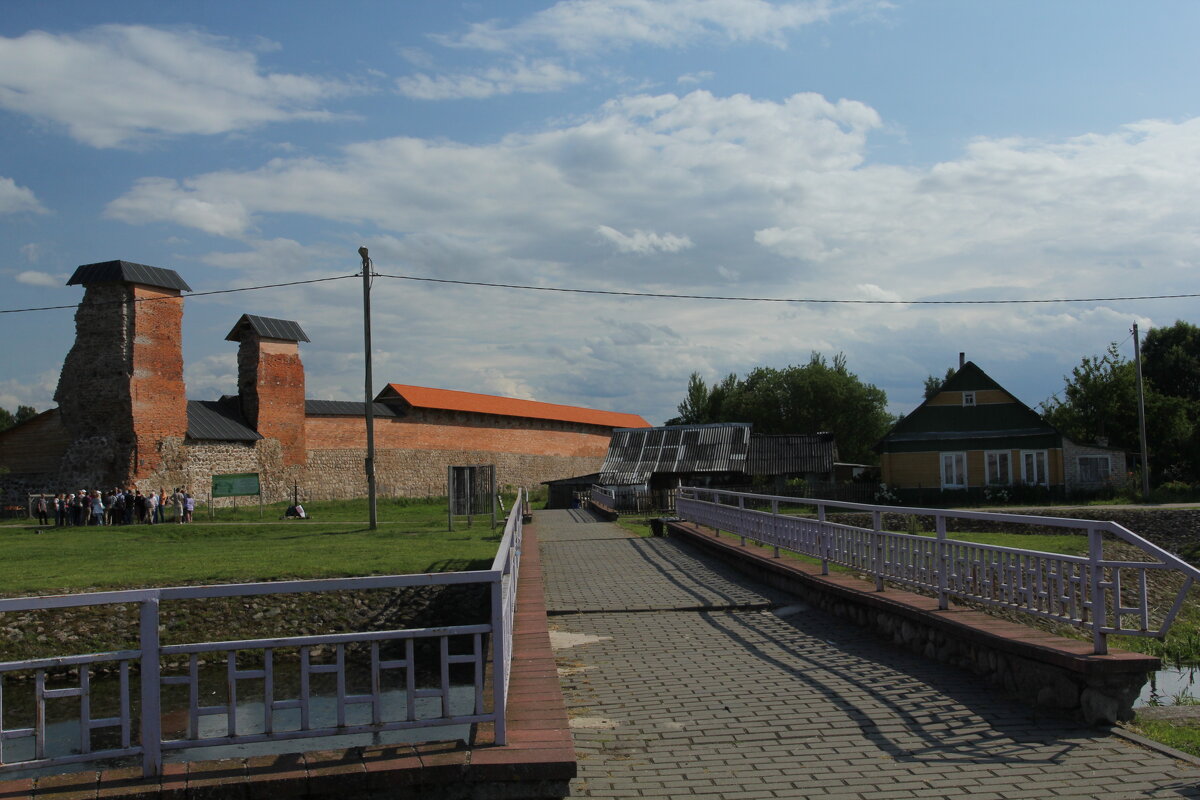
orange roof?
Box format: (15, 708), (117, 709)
(380, 384), (650, 429)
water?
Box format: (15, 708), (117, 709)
(1137, 664), (1200, 706)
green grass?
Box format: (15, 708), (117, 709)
(1125, 718), (1200, 758)
(0, 498), (505, 595)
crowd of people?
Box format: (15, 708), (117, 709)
(32, 487), (196, 526)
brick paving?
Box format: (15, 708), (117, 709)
(537, 509), (1200, 799)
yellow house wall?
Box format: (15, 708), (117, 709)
(882, 448), (1064, 489)
(925, 389), (1014, 406)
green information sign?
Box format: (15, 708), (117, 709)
(211, 473), (261, 498)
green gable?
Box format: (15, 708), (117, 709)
(876, 361), (1061, 453)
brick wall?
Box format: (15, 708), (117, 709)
(238, 338), (306, 466)
(129, 285), (188, 478)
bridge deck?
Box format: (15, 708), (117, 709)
(537, 508), (1200, 799)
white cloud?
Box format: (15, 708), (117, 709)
(677, 70), (715, 85)
(0, 177), (47, 214)
(435, 0), (858, 54)
(106, 177), (251, 237)
(100, 90), (1200, 424)
(21, 243), (42, 263)
(396, 58), (584, 100)
(15, 271), (64, 288)
(0, 25), (351, 148)
(597, 225), (694, 254)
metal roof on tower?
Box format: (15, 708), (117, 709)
(225, 314), (310, 343)
(66, 260), (192, 292)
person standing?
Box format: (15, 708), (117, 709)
(173, 488), (185, 523)
(184, 492), (194, 523)
(91, 490), (105, 525)
(146, 491), (158, 524)
(34, 495), (49, 526)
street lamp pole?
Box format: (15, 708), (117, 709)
(360, 246), (378, 530)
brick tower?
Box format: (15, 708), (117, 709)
(226, 314), (309, 466)
(54, 260), (191, 486)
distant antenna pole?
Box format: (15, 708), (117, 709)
(1131, 322), (1151, 502)
(360, 246), (378, 530)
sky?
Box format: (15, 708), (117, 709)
(1, 1), (1198, 427)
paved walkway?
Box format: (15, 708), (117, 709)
(536, 509), (1200, 799)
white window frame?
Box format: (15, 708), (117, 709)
(962, 391), (976, 407)
(941, 452), (967, 489)
(984, 450), (1012, 485)
(1021, 450), (1049, 487)
(1077, 455), (1111, 484)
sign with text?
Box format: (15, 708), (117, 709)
(211, 473), (261, 498)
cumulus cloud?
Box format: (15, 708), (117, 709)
(15, 271), (64, 288)
(396, 58), (584, 100)
(435, 0), (857, 54)
(597, 225), (694, 254)
(0, 177), (47, 214)
(0, 25), (351, 147)
(106, 177), (251, 237)
(101, 89), (1200, 423)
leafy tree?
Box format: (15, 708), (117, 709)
(1142, 320), (1200, 402)
(668, 353), (893, 464)
(1040, 343), (1195, 481)
(923, 367), (957, 400)
(0, 405), (36, 433)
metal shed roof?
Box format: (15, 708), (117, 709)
(746, 433), (838, 476)
(186, 400), (261, 442)
(305, 400), (399, 418)
(225, 314), (310, 343)
(600, 424), (751, 485)
(67, 261), (192, 292)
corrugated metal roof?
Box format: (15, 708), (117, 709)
(186, 400), (261, 441)
(600, 424), (751, 484)
(67, 260), (192, 292)
(305, 400), (399, 418)
(379, 384), (650, 429)
(746, 433), (837, 476)
(225, 314), (310, 343)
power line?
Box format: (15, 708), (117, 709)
(0, 274), (358, 315)
(3, 269), (1197, 315)
(375, 273), (1200, 306)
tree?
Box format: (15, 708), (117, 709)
(668, 353), (893, 464)
(0, 405), (37, 433)
(1142, 320), (1200, 402)
(923, 367), (957, 400)
(1040, 343), (1195, 481)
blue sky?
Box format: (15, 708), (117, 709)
(2, 1), (1198, 426)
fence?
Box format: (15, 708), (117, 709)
(0, 491), (526, 779)
(589, 485), (675, 514)
(676, 486), (1200, 654)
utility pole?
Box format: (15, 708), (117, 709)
(360, 246), (378, 530)
(1131, 322), (1151, 503)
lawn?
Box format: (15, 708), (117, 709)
(0, 498), (506, 596)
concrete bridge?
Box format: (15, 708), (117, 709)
(538, 508), (1200, 799)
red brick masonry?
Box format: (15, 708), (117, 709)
(0, 523), (575, 800)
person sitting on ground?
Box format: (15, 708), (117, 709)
(284, 503), (307, 519)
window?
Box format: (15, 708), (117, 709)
(1021, 450), (1048, 486)
(941, 452), (967, 488)
(962, 391), (976, 407)
(1078, 455), (1111, 484)
(985, 451), (1011, 485)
